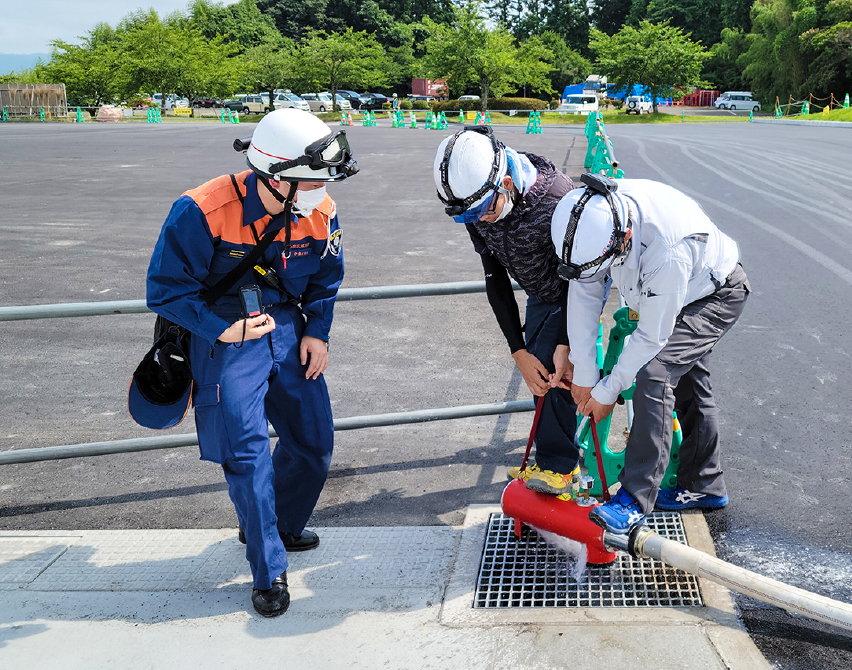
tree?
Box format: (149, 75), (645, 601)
(538, 31), (593, 96)
(257, 0), (343, 40)
(645, 0), (724, 47)
(738, 0), (815, 103)
(241, 41), (297, 106)
(422, 1), (554, 109)
(188, 0), (284, 51)
(39, 24), (122, 105)
(702, 26), (749, 91)
(114, 10), (238, 103)
(296, 29), (389, 110)
(590, 20), (711, 111)
(590, 0), (632, 35)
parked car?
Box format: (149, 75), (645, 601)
(320, 93), (352, 110)
(358, 93), (390, 110)
(458, 94), (481, 101)
(408, 94), (434, 102)
(222, 95), (271, 114)
(625, 96), (652, 114)
(300, 92), (335, 112)
(557, 94), (599, 115)
(272, 93), (310, 112)
(336, 90), (363, 109)
(714, 91), (760, 111)
(191, 97), (222, 108)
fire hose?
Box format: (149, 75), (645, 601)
(504, 399), (852, 632)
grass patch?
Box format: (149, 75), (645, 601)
(786, 106), (852, 122)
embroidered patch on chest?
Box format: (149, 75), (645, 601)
(328, 229), (342, 256)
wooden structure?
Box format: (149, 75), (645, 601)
(0, 84), (68, 118)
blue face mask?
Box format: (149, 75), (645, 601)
(452, 191), (499, 224)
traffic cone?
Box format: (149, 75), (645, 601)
(410, 111), (417, 128)
(844, 94), (850, 108)
(39, 107), (45, 122)
(458, 109), (464, 124)
(76, 107), (85, 123)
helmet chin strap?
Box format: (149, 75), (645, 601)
(258, 176), (298, 258)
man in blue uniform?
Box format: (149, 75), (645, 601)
(145, 109), (358, 616)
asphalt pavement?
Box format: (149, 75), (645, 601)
(1, 119), (851, 669)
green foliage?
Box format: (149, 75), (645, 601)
(703, 26), (748, 90)
(489, 96), (549, 109)
(114, 10), (239, 102)
(39, 24), (122, 105)
(411, 100), (429, 108)
(296, 28), (389, 110)
(241, 41), (296, 103)
(590, 20), (711, 110)
(538, 31), (593, 94)
(422, 1), (554, 110)
(738, 0), (811, 102)
(646, 0), (724, 47)
(430, 96), (547, 112)
(188, 0), (283, 51)
(0, 65), (45, 85)
(590, 0), (632, 35)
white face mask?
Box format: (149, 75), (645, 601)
(493, 188), (514, 221)
(292, 185), (326, 216)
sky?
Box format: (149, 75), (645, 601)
(1, 0), (239, 54)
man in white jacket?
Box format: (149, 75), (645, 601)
(551, 174), (750, 534)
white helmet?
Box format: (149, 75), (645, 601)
(238, 108), (358, 182)
(433, 126), (507, 223)
(551, 174), (630, 282)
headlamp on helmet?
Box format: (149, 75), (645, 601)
(557, 173), (629, 282)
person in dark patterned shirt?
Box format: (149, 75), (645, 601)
(433, 126), (581, 496)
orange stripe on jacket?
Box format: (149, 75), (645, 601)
(184, 171), (335, 246)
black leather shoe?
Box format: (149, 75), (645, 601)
(251, 572), (290, 617)
(238, 526), (320, 552)
(281, 529), (320, 552)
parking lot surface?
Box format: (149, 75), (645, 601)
(1, 120), (851, 669)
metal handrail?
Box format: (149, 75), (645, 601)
(0, 400), (535, 465)
(1, 280), (530, 465)
(0, 280), (520, 322)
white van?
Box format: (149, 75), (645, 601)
(557, 94), (600, 115)
(714, 91), (760, 111)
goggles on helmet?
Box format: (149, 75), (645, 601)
(437, 125), (504, 218)
(452, 192), (500, 224)
(234, 130), (359, 181)
(557, 173), (630, 282)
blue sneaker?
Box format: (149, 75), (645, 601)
(655, 488), (729, 510)
(588, 487), (646, 534)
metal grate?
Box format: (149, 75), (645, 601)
(474, 512), (703, 608)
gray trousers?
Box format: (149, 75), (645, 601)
(621, 264), (750, 514)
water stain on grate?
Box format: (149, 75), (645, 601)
(474, 512), (703, 608)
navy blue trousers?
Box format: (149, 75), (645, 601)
(189, 304), (334, 590)
(524, 295), (580, 473)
